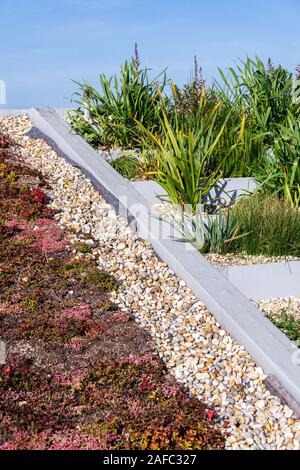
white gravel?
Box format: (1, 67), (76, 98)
(255, 297), (300, 322)
(1, 114), (300, 450)
(205, 253), (300, 267)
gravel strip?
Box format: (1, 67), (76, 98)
(1, 115), (300, 450)
(205, 253), (300, 268)
(255, 297), (300, 321)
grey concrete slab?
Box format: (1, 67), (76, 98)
(132, 178), (258, 207)
(54, 108), (72, 119)
(7, 107), (300, 410)
(206, 177), (258, 204)
(219, 261), (300, 300)
(132, 180), (167, 205)
(0, 108), (71, 118)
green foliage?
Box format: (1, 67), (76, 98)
(179, 194), (300, 257)
(216, 57), (300, 184)
(202, 209), (248, 253)
(75, 242), (93, 254)
(268, 314), (300, 345)
(267, 114), (300, 207)
(6, 171), (18, 184)
(1, 128), (225, 451)
(137, 106), (236, 211)
(170, 208), (207, 251)
(173, 207), (246, 254)
(170, 61), (250, 178)
(171, 56), (219, 123)
(69, 52), (300, 214)
(217, 57), (295, 139)
(58, 259), (119, 291)
(227, 194), (300, 256)
(68, 56), (167, 149)
(109, 154), (143, 180)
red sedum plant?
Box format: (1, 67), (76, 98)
(0, 132), (225, 450)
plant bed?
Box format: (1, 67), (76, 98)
(174, 195), (300, 260)
(68, 54), (300, 213)
(0, 130), (225, 451)
(67, 52), (300, 267)
(254, 297), (300, 346)
(130, 181), (300, 300)
(130, 181), (300, 265)
(2, 113), (300, 450)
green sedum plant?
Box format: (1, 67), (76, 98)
(268, 313), (300, 345)
(109, 154), (143, 180)
(178, 194), (300, 257)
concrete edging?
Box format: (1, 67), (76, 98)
(0, 108), (30, 117)
(0, 108), (71, 117)
(220, 262), (300, 300)
(3, 107), (300, 412)
(132, 175), (258, 206)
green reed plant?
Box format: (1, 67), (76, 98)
(256, 113), (300, 207)
(169, 60), (251, 177)
(202, 208), (249, 253)
(282, 163), (300, 209)
(171, 62), (265, 177)
(274, 114), (300, 207)
(136, 104), (237, 211)
(215, 57), (299, 177)
(68, 53), (167, 149)
(217, 57), (295, 136)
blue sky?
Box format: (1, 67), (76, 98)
(0, 0), (299, 108)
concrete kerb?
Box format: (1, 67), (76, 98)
(0, 108), (30, 117)
(132, 176), (258, 206)
(0, 108), (71, 117)
(220, 262), (300, 300)
(4, 107), (300, 413)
